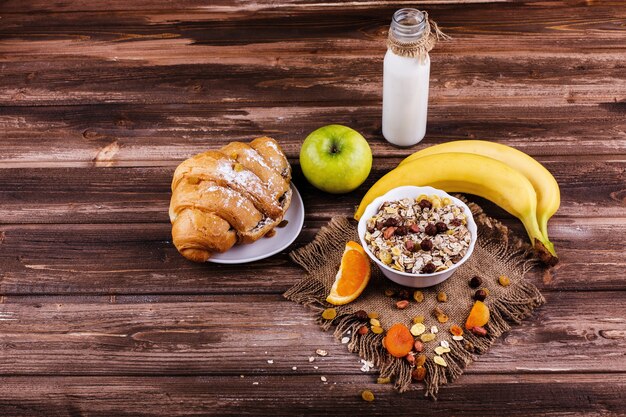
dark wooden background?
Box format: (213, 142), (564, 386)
(0, 0), (625, 415)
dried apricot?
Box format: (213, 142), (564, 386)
(322, 308), (337, 320)
(384, 323), (414, 358)
(465, 301), (490, 330)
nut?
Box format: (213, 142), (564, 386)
(422, 262), (436, 274)
(405, 353), (415, 365)
(405, 240), (416, 252)
(470, 326), (488, 337)
(395, 300), (410, 310)
(414, 341), (424, 353)
(473, 289), (488, 302)
(409, 223), (420, 233)
(425, 223), (437, 236)
(358, 326), (368, 335)
(383, 227), (397, 239)
(469, 276), (482, 288)
(437, 291), (448, 302)
(435, 222), (448, 233)
(420, 239), (433, 251)
(315, 349), (328, 357)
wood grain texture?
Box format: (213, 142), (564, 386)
(0, 374), (624, 417)
(0, 218), (624, 295)
(0, 292), (623, 375)
(1, 105), (625, 164)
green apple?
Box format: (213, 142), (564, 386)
(299, 124), (372, 194)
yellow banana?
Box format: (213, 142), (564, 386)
(398, 140), (560, 255)
(354, 152), (558, 265)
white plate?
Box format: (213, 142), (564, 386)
(207, 183), (305, 264)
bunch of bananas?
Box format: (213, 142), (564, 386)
(354, 140), (559, 265)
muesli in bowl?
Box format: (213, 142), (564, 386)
(357, 186), (477, 288)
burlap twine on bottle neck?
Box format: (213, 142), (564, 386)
(284, 199), (545, 399)
(387, 12), (450, 61)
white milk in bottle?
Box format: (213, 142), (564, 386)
(383, 9), (442, 147)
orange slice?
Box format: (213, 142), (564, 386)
(326, 241), (371, 305)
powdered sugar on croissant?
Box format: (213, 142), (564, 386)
(169, 137), (292, 262)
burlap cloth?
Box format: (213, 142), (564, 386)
(284, 199), (545, 399)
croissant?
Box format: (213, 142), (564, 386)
(169, 137), (292, 262)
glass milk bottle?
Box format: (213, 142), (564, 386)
(382, 9), (439, 147)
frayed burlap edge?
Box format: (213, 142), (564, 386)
(284, 199), (545, 399)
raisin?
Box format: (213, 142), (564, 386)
(411, 367), (426, 381)
(398, 289), (411, 300)
(418, 199), (432, 210)
(425, 223), (438, 236)
(383, 217), (398, 227)
(435, 222), (448, 233)
(354, 310), (368, 321)
(395, 226), (408, 236)
(450, 219), (462, 227)
(422, 262), (436, 274)
(469, 276), (482, 288)
(498, 275), (511, 287)
(409, 223), (420, 233)
(420, 239), (433, 251)
(437, 291), (448, 302)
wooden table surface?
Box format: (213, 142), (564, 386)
(1, 0), (625, 415)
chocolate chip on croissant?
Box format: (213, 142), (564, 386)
(169, 137), (292, 262)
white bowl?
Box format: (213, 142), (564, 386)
(357, 186), (477, 288)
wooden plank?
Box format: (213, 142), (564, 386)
(0, 216), (624, 295)
(0, 0), (534, 13)
(0, 158), (623, 223)
(1, 4), (625, 107)
(0, 292), (623, 376)
(0, 374), (623, 416)
(1, 105), (625, 164)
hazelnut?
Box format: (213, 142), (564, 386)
(420, 239), (433, 251)
(425, 223), (438, 236)
(409, 223), (420, 233)
(413, 341), (424, 352)
(435, 222), (448, 233)
(405, 353), (415, 365)
(421, 262), (436, 274)
(469, 276), (482, 288)
(418, 199), (432, 210)
(474, 289), (488, 302)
